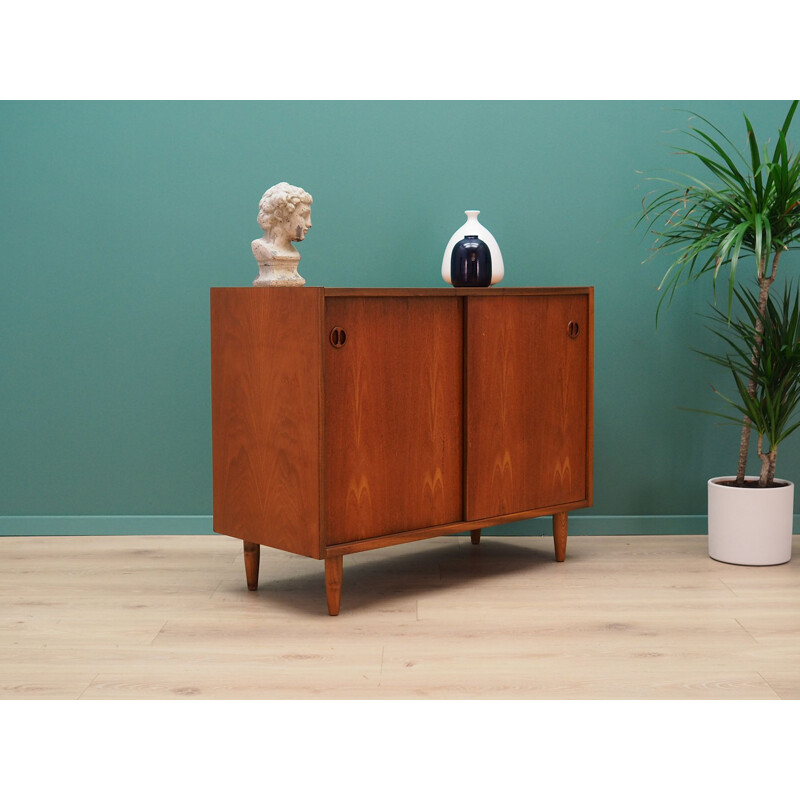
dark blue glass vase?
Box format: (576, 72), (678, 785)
(450, 235), (492, 287)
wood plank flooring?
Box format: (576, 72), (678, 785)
(0, 533), (797, 699)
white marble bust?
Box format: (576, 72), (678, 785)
(251, 182), (313, 287)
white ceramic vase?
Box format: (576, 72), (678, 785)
(707, 476), (794, 566)
(441, 210), (504, 285)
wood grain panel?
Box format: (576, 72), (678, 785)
(324, 297), (463, 544)
(210, 288), (322, 557)
(466, 293), (590, 519)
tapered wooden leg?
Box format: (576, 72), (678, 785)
(325, 555), (343, 616)
(470, 529), (481, 545)
(553, 512), (568, 562)
(243, 541), (260, 591)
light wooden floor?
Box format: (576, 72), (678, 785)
(0, 533), (798, 699)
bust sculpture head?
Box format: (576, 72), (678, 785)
(252, 182), (313, 287)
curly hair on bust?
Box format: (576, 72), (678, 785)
(257, 182), (313, 229)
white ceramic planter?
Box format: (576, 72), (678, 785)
(708, 476), (794, 566)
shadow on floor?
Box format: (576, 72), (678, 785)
(231, 537), (568, 617)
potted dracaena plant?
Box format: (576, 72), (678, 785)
(699, 283), (800, 564)
(638, 100), (800, 565)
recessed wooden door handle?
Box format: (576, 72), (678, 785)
(329, 327), (347, 348)
(567, 321), (580, 338)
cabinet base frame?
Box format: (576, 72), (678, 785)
(553, 512), (568, 562)
(324, 556), (343, 616)
(240, 510), (574, 615)
(243, 541), (260, 591)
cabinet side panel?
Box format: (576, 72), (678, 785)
(324, 297), (463, 544)
(210, 288), (321, 557)
(586, 287), (594, 507)
(466, 293), (589, 519)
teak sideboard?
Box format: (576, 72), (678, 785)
(210, 287), (594, 615)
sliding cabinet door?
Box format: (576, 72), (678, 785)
(466, 293), (591, 520)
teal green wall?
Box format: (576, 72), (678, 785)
(1, 100), (798, 533)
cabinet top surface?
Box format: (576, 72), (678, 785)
(211, 286), (593, 297)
